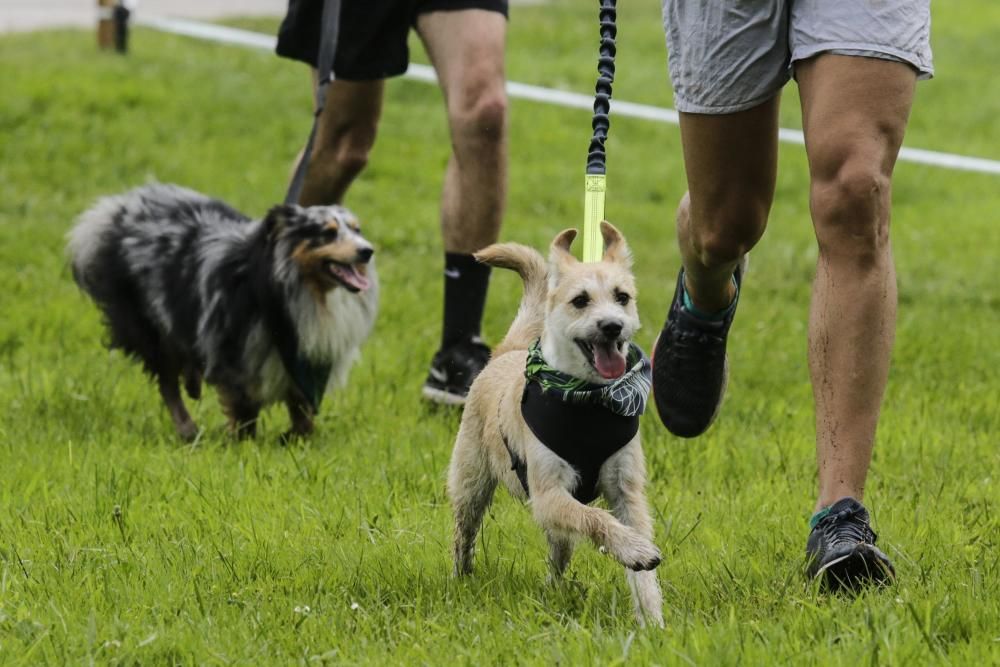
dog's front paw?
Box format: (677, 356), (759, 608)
(639, 607), (665, 629)
(624, 552), (663, 572)
(453, 545), (475, 577)
(627, 549), (662, 572)
(608, 531), (662, 572)
(280, 420), (315, 444)
(176, 420), (199, 443)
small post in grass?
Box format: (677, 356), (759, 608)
(97, 0), (131, 53)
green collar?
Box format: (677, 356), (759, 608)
(524, 339), (651, 417)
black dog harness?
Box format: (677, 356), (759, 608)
(504, 341), (651, 504)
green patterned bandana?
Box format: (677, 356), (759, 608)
(524, 339), (652, 417)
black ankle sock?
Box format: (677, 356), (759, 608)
(441, 252), (491, 348)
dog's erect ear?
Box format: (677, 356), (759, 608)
(549, 229), (578, 273)
(264, 204), (301, 238)
(600, 220), (632, 268)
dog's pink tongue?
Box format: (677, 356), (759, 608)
(343, 268), (370, 291)
(594, 343), (626, 380)
(329, 264), (371, 291)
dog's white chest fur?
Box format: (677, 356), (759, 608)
(250, 264), (379, 404)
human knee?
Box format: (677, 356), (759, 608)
(448, 78), (508, 142)
(810, 161), (892, 265)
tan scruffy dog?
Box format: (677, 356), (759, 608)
(447, 222), (663, 627)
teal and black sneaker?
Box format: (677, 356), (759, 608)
(651, 261), (744, 437)
(806, 497), (895, 592)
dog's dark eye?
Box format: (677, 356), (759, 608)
(571, 293), (590, 309)
(321, 228), (339, 243)
(615, 291), (631, 306)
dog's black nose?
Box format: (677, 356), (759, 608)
(356, 247), (374, 264)
(599, 320), (623, 339)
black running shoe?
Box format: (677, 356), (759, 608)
(806, 497), (895, 592)
(651, 262), (743, 437)
(422, 336), (491, 405)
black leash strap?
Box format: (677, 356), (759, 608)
(284, 0), (343, 205)
(274, 0), (342, 411)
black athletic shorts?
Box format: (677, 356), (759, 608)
(276, 0), (509, 81)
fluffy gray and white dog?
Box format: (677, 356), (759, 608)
(68, 183), (378, 440)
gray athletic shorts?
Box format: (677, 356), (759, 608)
(662, 0), (933, 114)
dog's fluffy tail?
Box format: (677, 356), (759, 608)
(475, 243), (547, 357)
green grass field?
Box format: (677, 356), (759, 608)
(1, 1), (999, 663)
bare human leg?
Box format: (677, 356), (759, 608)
(416, 9), (507, 254)
(415, 9), (508, 404)
(676, 98), (780, 312)
(652, 98), (780, 437)
(797, 54), (916, 511)
(295, 77), (384, 207)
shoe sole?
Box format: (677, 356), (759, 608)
(421, 384), (468, 406)
(813, 545), (895, 592)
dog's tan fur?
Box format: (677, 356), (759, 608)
(447, 222), (663, 627)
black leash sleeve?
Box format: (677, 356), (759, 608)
(585, 0), (616, 176)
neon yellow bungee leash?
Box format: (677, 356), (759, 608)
(582, 0), (617, 263)
(583, 174), (606, 262)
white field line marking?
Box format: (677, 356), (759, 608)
(136, 14), (1000, 176)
